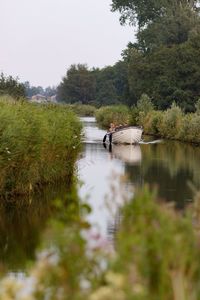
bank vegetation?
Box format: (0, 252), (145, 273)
(0, 96), (82, 198)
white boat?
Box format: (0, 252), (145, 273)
(104, 126), (143, 144)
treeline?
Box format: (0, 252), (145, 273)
(0, 73), (57, 100)
(24, 81), (57, 98)
(57, 0), (200, 112)
(57, 62), (129, 106)
(2, 0), (200, 111)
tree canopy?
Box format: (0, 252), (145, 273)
(111, 0), (200, 111)
(111, 0), (200, 28)
(57, 63), (128, 106)
(56, 0), (200, 111)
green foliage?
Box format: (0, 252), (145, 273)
(179, 113), (200, 143)
(111, 0), (200, 111)
(0, 73), (25, 99)
(94, 61), (129, 106)
(95, 105), (131, 128)
(195, 98), (200, 115)
(159, 103), (183, 138)
(69, 103), (97, 116)
(2, 187), (200, 299)
(113, 186), (200, 299)
(111, 0), (199, 28)
(126, 35), (200, 111)
(0, 97), (82, 198)
(57, 64), (96, 104)
(57, 62), (129, 107)
(142, 110), (163, 135)
(137, 94), (154, 112)
(130, 101), (200, 143)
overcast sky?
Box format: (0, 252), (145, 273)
(0, 0), (136, 87)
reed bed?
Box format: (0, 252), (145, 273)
(0, 97), (82, 198)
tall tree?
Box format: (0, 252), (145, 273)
(57, 64), (96, 104)
(111, 0), (199, 28)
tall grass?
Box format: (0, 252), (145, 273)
(0, 97), (82, 198)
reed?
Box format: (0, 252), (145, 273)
(0, 97), (82, 198)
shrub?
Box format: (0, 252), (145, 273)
(137, 93), (154, 114)
(142, 110), (163, 135)
(69, 103), (97, 116)
(159, 103), (183, 139)
(95, 105), (131, 128)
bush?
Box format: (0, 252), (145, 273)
(142, 110), (163, 135)
(157, 103), (183, 139)
(137, 93), (154, 114)
(69, 103), (96, 116)
(95, 105), (131, 128)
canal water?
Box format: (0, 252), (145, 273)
(78, 117), (200, 241)
(1, 116), (200, 273)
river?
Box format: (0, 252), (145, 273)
(78, 117), (200, 241)
(1, 116), (200, 273)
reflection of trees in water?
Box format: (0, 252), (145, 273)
(125, 141), (200, 208)
(107, 211), (121, 246)
(0, 183), (76, 272)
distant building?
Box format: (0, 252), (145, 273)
(30, 94), (57, 104)
(31, 94), (47, 103)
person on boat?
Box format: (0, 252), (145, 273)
(108, 123), (116, 132)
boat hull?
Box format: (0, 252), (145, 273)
(111, 127), (142, 144)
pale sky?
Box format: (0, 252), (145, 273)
(0, 0), (136, 87)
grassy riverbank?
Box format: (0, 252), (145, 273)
(0, 97), (82, 198)
(95, 103), (200, 144)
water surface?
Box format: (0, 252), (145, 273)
(78, 117), (200, 238)
(1, 116), (200, 273)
